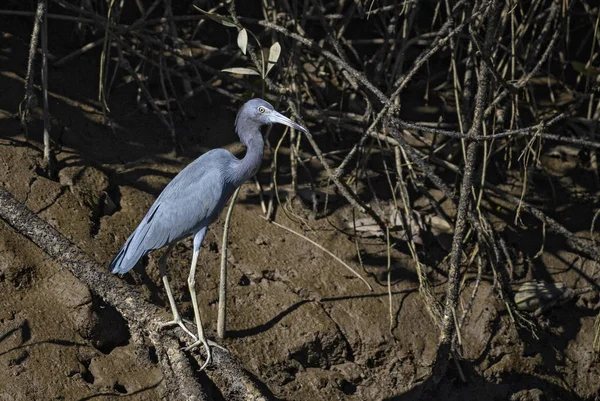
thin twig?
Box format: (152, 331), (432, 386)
(20, 1), (45, 139)
(40, 0), (53, 176)
(260, 216), (373, 291)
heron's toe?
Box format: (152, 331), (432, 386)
(206, 339), (228, 352)
(182, 338), (227, 370)
(182, 339), (211, 369)
(159, 319), (198, 341)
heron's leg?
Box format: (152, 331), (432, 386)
(182, 227), (215, 369)
(158, 243), (197, 341)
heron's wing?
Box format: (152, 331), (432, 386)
(110, 150), (236, 273)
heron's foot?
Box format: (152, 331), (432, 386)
(183, 338), (227, 352)
(183, 338), (227, 370)
(160, 318), (198, 341)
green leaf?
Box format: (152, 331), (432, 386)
(193, 6), (237, 28)
(222, 67), (260, 76)
(266, 42), (281, 75)
(237, 29), (248, 55)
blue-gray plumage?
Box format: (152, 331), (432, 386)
(110, 98), (307, 369)
(110, 151), (239, 274)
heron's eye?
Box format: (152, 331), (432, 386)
(258, 106), (266, 113)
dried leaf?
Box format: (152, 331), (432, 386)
(346, 209), (453, 249)
(514, 281), (566, 311)
(424, 215), (453, 235)
(194, 6), (237, 28)
(221, 67), (260, 76)
(268, 42), (281, 63)
(298, 188), (339, 205)
(347, 216), (422, 243)
(348, 217), (385, 236)
(266, 42), (281, 75)
(571, 61), (600, 79)
(237, 29), (248, 55)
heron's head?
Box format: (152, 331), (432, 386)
(236, 98), (308, 136)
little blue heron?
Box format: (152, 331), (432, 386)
(110, 98), (307, 369)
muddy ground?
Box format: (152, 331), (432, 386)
(1, 13), (600, 401)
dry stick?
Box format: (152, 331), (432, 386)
(157, 5), (178, 127)
(54, 0), (356, 104)
(431, 0), (501, 384)
(257, 6), (481, 121)
(261, 216), (373, 291)
(395, 147), (443, 325)
(394, 108), (600, 148)
(387, 0), (418, 86)
(40, 0), (53, 176)
(164, 0), (193, 98)
(487, 184), (600, 262)
(158, 47), (177, 151)
(0, 8), (95, 24)
(20, 1), (44, 139)
(56, 2), (463, 161)
(387, 125), (456, 208)
(0, 189), (274, 401)
(458, 253), (484, 332)
(253, 176), (268, 215)
(484, 9), (561, 119)
(54, 38), (105, 66)
(432, 144), (479, 382)
(265, 160), (277, 220)
(226, 3), (269, 95)
(309, 97), (581, 148)
(269, 127), (307, 223)
(290, 128), (298, 193)
(313, 0), (358, 89)
(164, 54), (189, 118)
(98, 0), (117, 117)
(294, 154), (320, 219)
(377, 137), (406, 331)
(218, 186), (241, 339)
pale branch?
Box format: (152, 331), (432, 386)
(431, 0), (501, 384)
(20, 1), (44, 138)
(40, 0), (54, 176)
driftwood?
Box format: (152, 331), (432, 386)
(0, 188), (269, 401)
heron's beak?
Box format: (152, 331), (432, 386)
(271, 112), (309, 133)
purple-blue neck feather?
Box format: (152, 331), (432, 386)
(231, 110), (265, 187)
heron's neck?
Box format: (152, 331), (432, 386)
(231, 128), (264, 187)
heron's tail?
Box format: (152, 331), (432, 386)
(109, 229), (147, 274)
